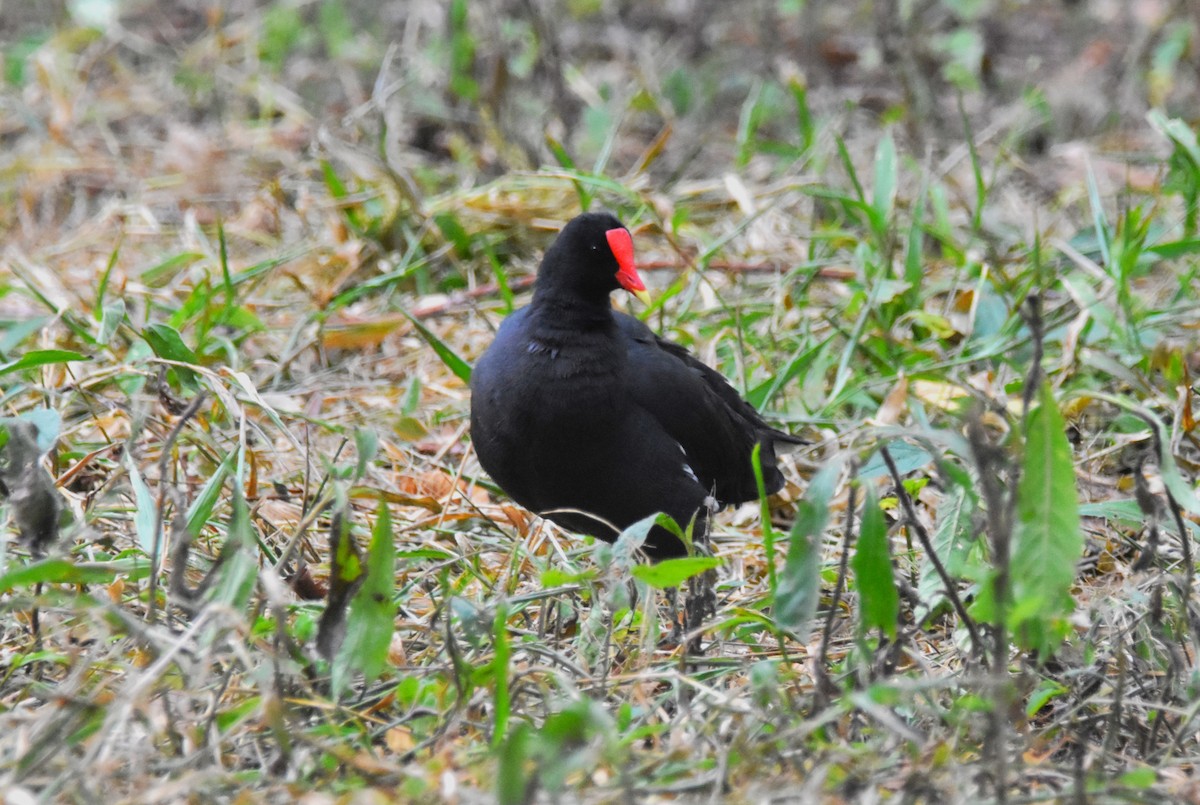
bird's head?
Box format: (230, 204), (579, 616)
(537, 212), (651, 307)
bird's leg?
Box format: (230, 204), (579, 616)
(665, 586), (682, 647)
(684, 508), (717, 656)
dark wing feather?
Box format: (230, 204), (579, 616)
(617, 313), (801, 504)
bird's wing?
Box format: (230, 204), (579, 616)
(616, 313), (798, 503)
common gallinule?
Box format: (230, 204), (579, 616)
(470, 212), (802, 559)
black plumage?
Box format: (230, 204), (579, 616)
(469, 212), (802, 559)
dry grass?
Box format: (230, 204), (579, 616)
(2, 1), (1200, 802)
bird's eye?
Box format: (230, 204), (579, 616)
(591, 245), (598, 251)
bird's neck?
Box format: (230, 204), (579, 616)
(530, 288), (615, 329)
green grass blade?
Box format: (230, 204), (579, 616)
(490, 602), (511, 748)
(338, 501), (397, 686)
(872, 132), (897, 241)
(95, 239), (120, 322)
(776, 455), (846, 633)
(124, 450), (158, 558)
(401, 311), (473, 383)
(0, 350), (89, 376)
(851, 484), (899, 639)
(1085, 160), (1113, 271)
(186, 451), (236, 537)
(208, 490), (259, 612)
(1010, 382), (1082, 655)
(632, 556), (721, 589)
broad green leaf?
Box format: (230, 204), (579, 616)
(1010, 383), (1082, 655)
(143, 322), (200, 389)
(1148, 110), (1200, 171)
(746, 332), (833, 411)
(206, 490), (258, 612)
(165, 278), (212, 332)
(337, 501), (397, 690)
(871, 132), (897, 236)
(0, 349), (89, 376)
(397, 547), (455, 562)
(851, 485), (898, 639)
(124, 451), (159, 558)
(214, 304), (265, 334)
(1147, 237), (1200, 259)
(860, 441), (933, 480)
(1078, 499), (1144, 527)
(97, 298), (126, 346)
(539, 567), (595, 587)
(186, 450), (236, 537)
(1117, 767), (1158, 790)
(776, 455), (846, 633)
(917, 483), (981, 620)
(0, 317), (49, 353)
(497, 722), (532, 805)
(632, 556), (722, 589)
(214, 695), (262, 732)
(0, 557), (149, 591)
(143, 323), (199, 364)
(1026, 679), (1067, 717)
(609, 512), (654, 568)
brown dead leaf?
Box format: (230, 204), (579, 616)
(289, 565), (326, 600)
(873, 376), (909, 426)
(501, 504), (529, 534)
(387, 633), (408, 666)
(258, 498), (304, 531)
(1023, 733), (1066, 764)
(385, 727), (416, 754)
(320, 313), (411, 350)
(818, 37), (859, 69)
(361, 487), (441, 512)
(397, 470), (457, 500)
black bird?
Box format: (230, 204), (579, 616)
(469, 212), (802, 559)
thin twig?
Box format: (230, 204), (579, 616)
(880, 446), (986, 664)
(816, 467), (858, 708)
(149, 392), (208, 625)
(1100, 638), (1127, 774)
